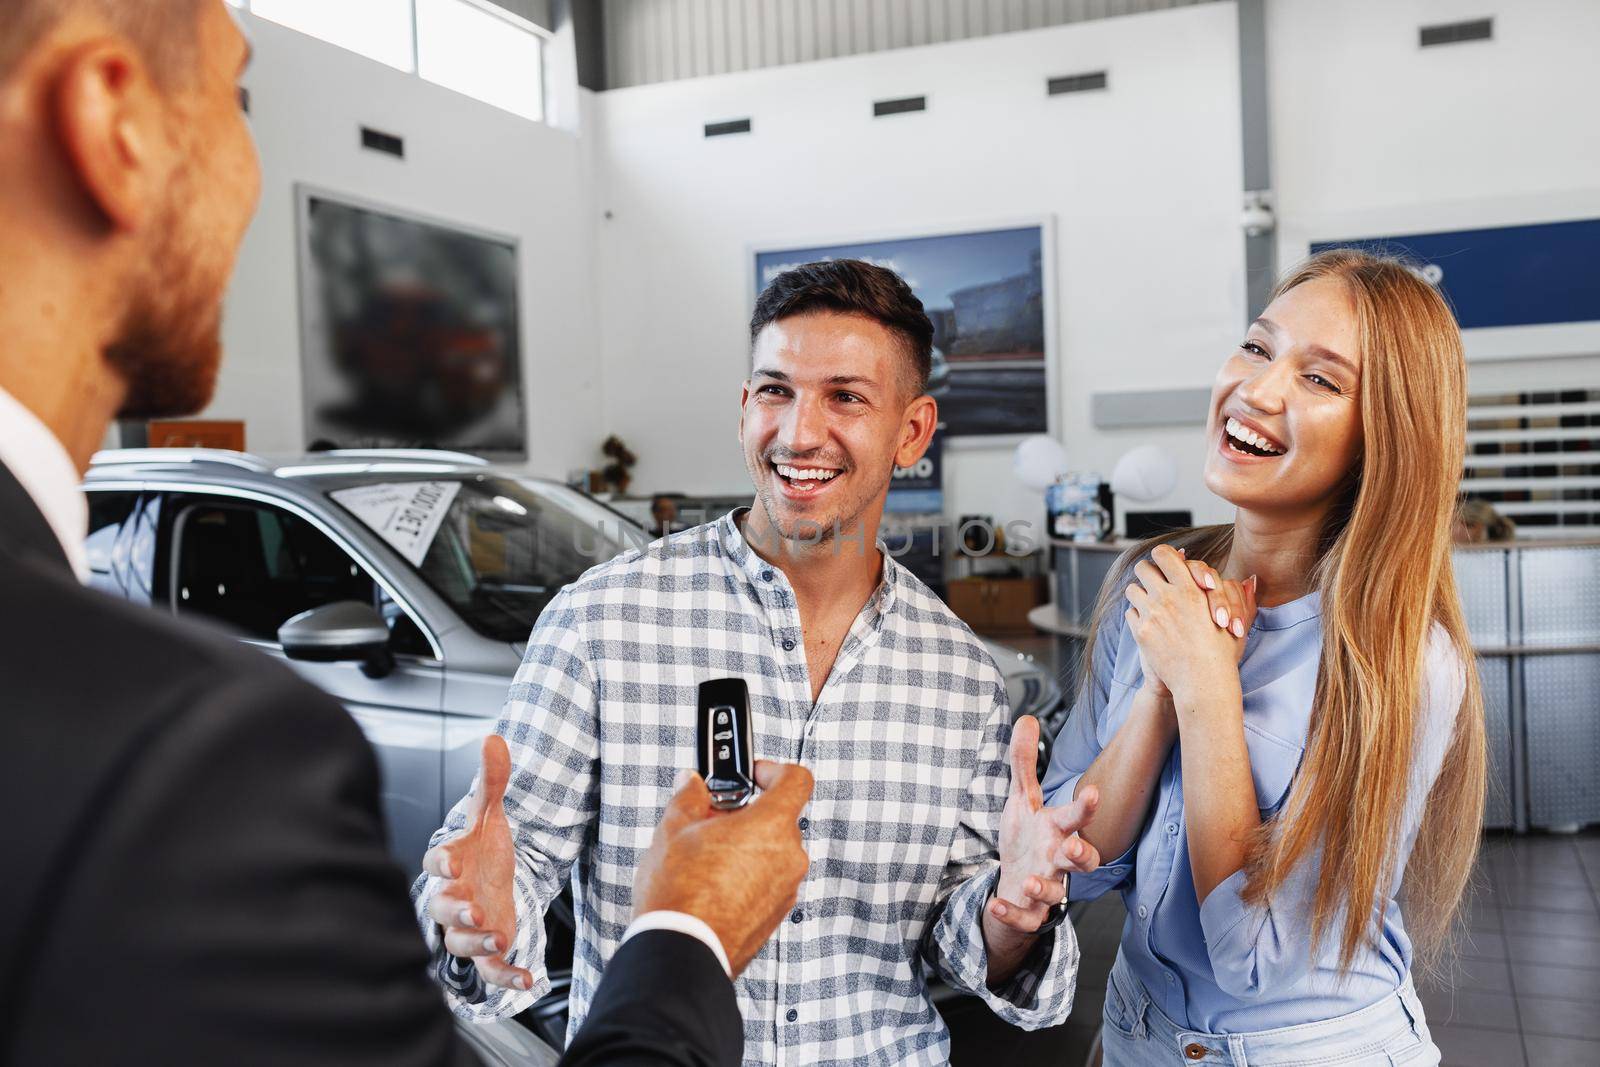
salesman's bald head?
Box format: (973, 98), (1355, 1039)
(0, 1), (208, 88)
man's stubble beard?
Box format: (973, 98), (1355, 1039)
(748, 461), (885, 555)
(104, 155), (228, 420)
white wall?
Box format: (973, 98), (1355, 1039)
(1268, 0), (1600, 393)
(590, 1), (1249, 528)
(205, 13), (604, 479)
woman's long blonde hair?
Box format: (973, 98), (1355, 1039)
(1083, 248), (1485, 974)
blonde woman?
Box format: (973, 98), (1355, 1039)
(1035, 250), (1485, 1064)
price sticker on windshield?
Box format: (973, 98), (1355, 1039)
(330, 481), (462, 567)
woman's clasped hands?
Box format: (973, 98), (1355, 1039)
(1122, 544), (1259, 709)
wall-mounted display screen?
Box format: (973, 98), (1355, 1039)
(755, 224), (1052, 438)
(297, 188), (525, 457)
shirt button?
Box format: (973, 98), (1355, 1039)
(1166, 973), (1176, 983)
(1167, 822), (1179, 835)
(782, 638), (795, 651)
(1137, 904), (1148, 920)
(790, 908), (803, 923)
(798, 817), (810, 832)
(761, 570), (774, 581)
(785, 1008), (798, 1023)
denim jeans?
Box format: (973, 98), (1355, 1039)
(1100, 957), (1440, 1066)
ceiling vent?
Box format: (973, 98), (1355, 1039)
(704, 118), (752, 138)
(1420, 18), (1493, 47)
(1048, 71), (1109, 95)
(873, 95), (926, 118)
(360, 126), (405, 159)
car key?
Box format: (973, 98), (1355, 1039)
(697, 678), (755, 810)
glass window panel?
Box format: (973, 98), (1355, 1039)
(251, 0), (415, 72)
(417, 0), (543, 122)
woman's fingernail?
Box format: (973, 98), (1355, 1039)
(514, 975), (529, 990)
(1215, 607), (1229, 627)
(1231, 619), (1245, 638)
(993, 901), (1008, 917)
(483, 935), (500, 953)
(458, 908), (475, 927)
(1204, 573), (1217, 590)
(1177, 548), (1186, 557)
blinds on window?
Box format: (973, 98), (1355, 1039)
(1462, 390), (1600, 539)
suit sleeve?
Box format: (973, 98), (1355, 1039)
(558, 930), (742, 1067)
(13, 665), (479, 1067)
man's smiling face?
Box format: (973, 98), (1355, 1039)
(740, 311), (933, 546)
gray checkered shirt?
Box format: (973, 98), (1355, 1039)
(412, 510), (1080, 1065)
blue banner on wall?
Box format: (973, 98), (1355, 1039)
(1311, 218), (1600, 330)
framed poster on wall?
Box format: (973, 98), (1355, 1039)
(752, 221), (1056, 440)
(295, 185), (527, 458)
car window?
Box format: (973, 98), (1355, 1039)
(170, 496), (433, 657)
(331, 475), (645, 642)
(85, 490), (162, 604)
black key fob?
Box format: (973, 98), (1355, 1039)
(697, 678), (755, 810)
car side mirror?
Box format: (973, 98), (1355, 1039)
(278, 600), (395, 679)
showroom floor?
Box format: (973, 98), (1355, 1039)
(1421, 830), (1600, 1066)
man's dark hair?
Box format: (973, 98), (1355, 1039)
(750, 259), (934, 397)
(0, 1), (205, 89)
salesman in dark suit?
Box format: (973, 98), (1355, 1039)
(0, 2), (808, 1064)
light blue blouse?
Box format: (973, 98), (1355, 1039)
(1042, 583), (1465, 1034)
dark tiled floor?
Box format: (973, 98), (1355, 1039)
(1419, 830), (1600, 1066)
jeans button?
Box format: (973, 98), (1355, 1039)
(1184, 1043), (1208, 1060)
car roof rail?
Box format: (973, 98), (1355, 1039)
(321, 448), (491, 466)
(89, 447), (275, 472)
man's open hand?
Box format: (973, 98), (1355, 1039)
(422, 734), (531, 992)
(634, 761), (814, 977)
(990, 715), (1101, 934)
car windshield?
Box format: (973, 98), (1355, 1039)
(327, 474), (647, 642)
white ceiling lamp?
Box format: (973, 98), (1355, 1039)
(1013, 435), (1071, 492)
(1111, 445), (1178, 503)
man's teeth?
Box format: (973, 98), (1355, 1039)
(775, 464), (839, 482)
(1225, 417), (1284, 455)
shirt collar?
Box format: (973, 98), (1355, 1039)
(0, 384), (89, 583)
(717, 507), (899, 616)
(1253, 588), (1322, 630)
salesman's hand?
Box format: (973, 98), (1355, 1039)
(422, 734), (531, 992)
(634, 761), (814, 977)
(990, 715), (1102, 934)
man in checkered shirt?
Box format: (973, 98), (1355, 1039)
(413, 260), (1103, 1065)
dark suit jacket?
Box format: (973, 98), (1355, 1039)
(0, 460), (740, 1066)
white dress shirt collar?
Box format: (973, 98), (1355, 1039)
(0, 383), (90, 582)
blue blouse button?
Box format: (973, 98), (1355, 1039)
(1138, 904), (1149, 920)
(1167, 822), (1179, 835)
